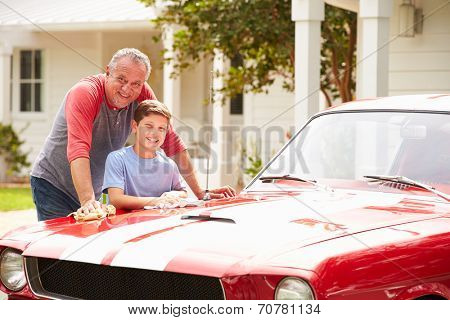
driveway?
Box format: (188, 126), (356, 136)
(0, 209), (37, 300)
(0, 209), (37, 238)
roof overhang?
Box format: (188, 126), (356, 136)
(0, 20), (156, 32)
(0, 0), (158, 31)
(324, 0), (359, 12)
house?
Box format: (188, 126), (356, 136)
(0, 0), (449, 190)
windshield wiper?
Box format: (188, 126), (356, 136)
(259, 174), (333, 192)
(364, 175), (450, 202)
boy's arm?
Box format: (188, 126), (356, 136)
(103, 154), (165, 210)
(108, 188), (164, 210)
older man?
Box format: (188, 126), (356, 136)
(31, 48), (235, 221)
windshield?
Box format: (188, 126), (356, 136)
(247, 111), (450, 191)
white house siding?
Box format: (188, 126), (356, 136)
(180, 59), (210, 131)
(388, 0), (450, 95)
(178, 59), (228, 163)
(243, 78), (296, 166)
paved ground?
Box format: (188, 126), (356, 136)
(0, 209), (37, 300)
(0, 209), (37, 238)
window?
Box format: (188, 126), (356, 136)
(230, 93), (243, 115)
(19, 50), (43, 112)
(229, 54), (243, 115)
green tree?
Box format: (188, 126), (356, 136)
(140, 0), (356, 105)
(321, 4), (357, 105)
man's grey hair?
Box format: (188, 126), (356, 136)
(108, 48), (151, 79)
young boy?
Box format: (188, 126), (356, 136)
(102, 100), (187, 210)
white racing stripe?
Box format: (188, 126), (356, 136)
(59, 215), (192, 264)
(109, 221), (257, 271)
(109, 213), (337, 272)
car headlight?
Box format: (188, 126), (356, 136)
(275, 277), (315, 300)
(0, 248), (26, 291)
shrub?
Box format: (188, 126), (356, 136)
(242, 140), (263, 179)
(0, 123), (30, 175)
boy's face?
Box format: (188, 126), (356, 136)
(132, 113), (168, 152)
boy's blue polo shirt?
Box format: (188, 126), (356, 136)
(102, 146), (186, 197)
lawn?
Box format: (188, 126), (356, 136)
(0, 188), (35, 212)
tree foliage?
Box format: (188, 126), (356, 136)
(321, 4), (357, 105)
(140, 0), (356, 105)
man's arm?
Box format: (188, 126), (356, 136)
(71, 158), (102, 214)
(170, 150), (236, 199)
(65, 78), (104, 214)
(161, 120), (236, 199)
(169, 150), (203, 198)
(70, 158), (95, 205)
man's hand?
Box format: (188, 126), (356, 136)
(71, 203), (116, 221)
(198, 185), (236, 200)
(77, 199), (102, 216)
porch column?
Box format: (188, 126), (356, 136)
(356, 0), (392, 98)
(209, 50), (232, 188)
(0, 42), (12, 124)
(292, 0), (324, 130)
(162, 26), (181, 128)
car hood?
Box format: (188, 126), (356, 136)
(1, 190), (447, 277)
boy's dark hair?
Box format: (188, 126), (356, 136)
(134, 100), (172, 124)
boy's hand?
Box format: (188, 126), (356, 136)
(161, 191), (188, 199)
(152, 196), (182, 209)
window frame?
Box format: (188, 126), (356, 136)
(11, 48), (46, 118)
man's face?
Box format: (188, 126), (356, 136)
(132, 114), (169, 152)
(105, 57), (147, 109)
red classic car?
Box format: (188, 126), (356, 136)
(1, 94), (449, 300)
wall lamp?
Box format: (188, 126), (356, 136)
(399, 0), (424, 37)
